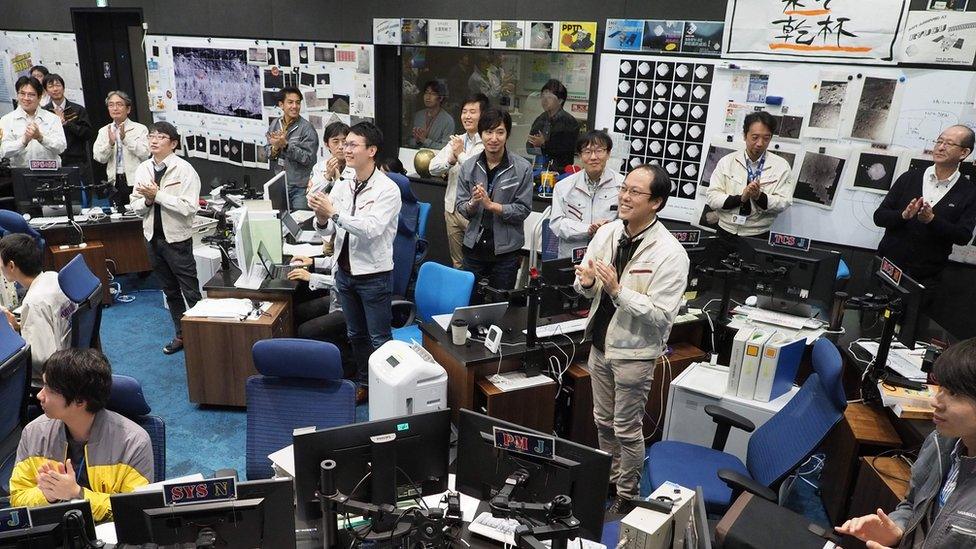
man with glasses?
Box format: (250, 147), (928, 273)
(92, 91), (149, 211)
(573, 164), (689, 514)
(42, 74), (95, 178)
(526, 79), (581, 170)
(875, 125), (976, 287)
(0, 76), (66, 168)
(550, 130), (624, 258)
(130, 122), (201, 355)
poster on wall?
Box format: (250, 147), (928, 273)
(928, 0), (969, 10)
(558, 22), (597, 53)
(428, 19), (459, 47)
(401, 19), (429, 46)
(642, 20), (684, 52)
(460, 20), (492, 48)
(373, 19), (401, 45)
(898, 11), (976, 65)
(526, 21), (558, 51)
(605, 19), (644, 52)
(491, 21), (526, 50)
(723, 0), (910, 64)
(681, 21), (724, 55)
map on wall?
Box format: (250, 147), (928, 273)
(612, 58), (714, 200)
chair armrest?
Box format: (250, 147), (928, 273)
(704, 404), (755, 451)
(391, 300), (416, 329)
(717, 469), (777, 503)
(415, 239), (429, 264)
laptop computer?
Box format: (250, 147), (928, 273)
(282, 211), (322, 244)
(449, 302), (509, 335)
(257, 241), (300, 280)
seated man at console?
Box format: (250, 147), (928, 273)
(0, 233), (74, 381)
(837, 338), (976, 549)
(9, 349), (154, 521)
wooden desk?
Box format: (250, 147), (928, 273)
(42, 218), (151, 274)
(49, 241), (111, 303)
(202, 267), (299, 334)
(476, 377), (557, 433)
(820, 402), (902, 524)
(840, 456), (912, 549)
(181, 300), (292, 407)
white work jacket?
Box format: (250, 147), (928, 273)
(0, 107), (67, 168)
(129, 154), (202, 243)
(705, 151), (794, 236)
(549, 167), (624, 258)
(92, 119), (150, 185)
(429, 133), (484, 213)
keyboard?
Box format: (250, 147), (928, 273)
(468, 512), (606, 549)
(28, 216), (72, 226)
(525, 317), (588, 337)
(737, 307), (823, 330)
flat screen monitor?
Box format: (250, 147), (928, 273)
(744, 237), (840, 317)
(293, 408), (451, 523)
(264, 171), (289, 213)
(234, 208), (254, 273)
(110, 477), (295, 547)
(11, 167), (83, 218)
(455, 409), (611, 542)
(873, 257), (927, 350)
(0, 500), (96, 549)
(685, 235), (721, 296)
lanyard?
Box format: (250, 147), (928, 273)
(349, 168), (374, 214)
(745, 152), (765, 184)
(75, 454), (86, 485)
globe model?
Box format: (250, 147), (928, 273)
(414, 149), (437, 178)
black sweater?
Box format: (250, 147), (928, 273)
(43, 100), (95, 166)
(874, 169), (976, 281)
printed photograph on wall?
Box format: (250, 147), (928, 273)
(851, 77), (899, 142)
(700, 143), (738, 187)
(809, 81), (846, 130)
(848, 150), (900, 194)
(794, 151), (846, 209)
(173, 47), (262, 120)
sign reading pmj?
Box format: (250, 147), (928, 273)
(723, 0), (909, 64)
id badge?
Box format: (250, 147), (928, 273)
(732, 214), (748, 225)
(277, 158), (285, 167)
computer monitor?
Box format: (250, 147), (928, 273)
(455, 409), (611, 542)
(873, 258), (927, 350)
(234, 208), (254, 273)
(264, 171), (289, 213)
(745, 237), (840, 317)
(293, 408), (451, 523)
(110, 477), (295, 547)
(0, 500), (96, 548)
(11, 167), (83, 218)
(685, 235), (721, 296)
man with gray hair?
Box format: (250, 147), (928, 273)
(92, 91), (149, 211)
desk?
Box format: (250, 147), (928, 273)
(41, 217), (151, 274)
(49, 241), (111, 304)
(202, 266), (299, 334)
(841, 456), (912, 549)
(181, 300), (293, 406)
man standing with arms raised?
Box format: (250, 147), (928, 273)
(574, 164), (689, 513)
(308, 122), (401, 403)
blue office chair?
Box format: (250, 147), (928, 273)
(644, 338), (847, 515)
(0, 317), (30, 497)
(392, 262), (475, 343)
(0, 209), (45, 252)
(540, 218), (560, 262)
(389, 173), (420, 299)
(58, 254), (104, 349)
(106, 375), (166, 483)
(246, 339), (356, 480)
(417, 202), (432, 240)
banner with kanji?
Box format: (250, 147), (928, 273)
(723, 0), (910, 64)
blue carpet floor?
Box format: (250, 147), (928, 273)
(101, 273), (367, 479)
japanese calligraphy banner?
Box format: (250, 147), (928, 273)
(723, 0), (910, 64)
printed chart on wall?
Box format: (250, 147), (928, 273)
(0, 31), (85, 116)
(145, 35), (374, 170)
(594, 54), (722, 222)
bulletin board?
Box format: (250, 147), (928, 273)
(595, 52), (976, 263)
(144, 35), (374, 170)
(0, 30), (85, 116)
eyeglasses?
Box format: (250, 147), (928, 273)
(16, 91), (37, 99)
(343, 142), (364, 150)
(580, 148), (608, 157)
(935, 139), (966, 149)
(148, 133), (172, 142)
(619, 186), (652, 198)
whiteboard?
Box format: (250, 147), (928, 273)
(0, 31), (85, 116)
(595, 52), (976, 254)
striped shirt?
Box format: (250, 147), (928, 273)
(938, 439), (970, 510)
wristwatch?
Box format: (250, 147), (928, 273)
(331, 213), (340, 224)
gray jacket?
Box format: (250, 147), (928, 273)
(455, 150), (533, 255)
(268, 115), (318, 187)
(888, 432), (976, 548)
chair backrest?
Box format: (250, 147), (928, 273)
(414, 262), (476, 323)
(58, 254), (103, 349)
(417, 202), (432, 239)
(540, 219), (559, 261)
(106, 374), (166, 483)
(0, 209), (45, 252)
(745, 338), (847, 488)
(246, 339), (356, 480)
(0, 317), (29, 441)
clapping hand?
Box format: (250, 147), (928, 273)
(742, 181), (761, 201)
(37, 460), (83, 503)
(527, 132), (545, 148)
(575, 259), (596, 287)
(449, 135), (464, 162)
(308, 191), (335, 222)
(901, 197), (923, 220)
(917, 201), (935, 224)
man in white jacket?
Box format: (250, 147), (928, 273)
(129, 122), (201, 355)
(574, 164), (689, 512)
(92, 91), (149, 211)
(0, 77), (66, 168)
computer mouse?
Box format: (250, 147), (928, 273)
(21, 213), (30, 221)
(745, 295), (758, 307)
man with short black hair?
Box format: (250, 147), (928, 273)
(574, 164), (689, 512)
(410, 80), (455, 150)
(875, 125), (976, 286)
(310, 121), (351, 192)
(0, 76), (67, 167)
(0, 233), (74, 381)
(130, 121), (201, 355)
(550, 130), (624, 258)
(456, 108), (533, 291)
(92, 91), (150, 211)
(267, 86), (318, 210)
(42, 73), (95, 177)
(527, 78), (581, 169)
(309, 121), (401, 402)
(9, 349), (153, 521)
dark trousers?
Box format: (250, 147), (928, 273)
(295, 295), (357, 380)
(462, 250), (521, 294)
(112, 174), (129, 211)
(714, 227), (769, 263)
(333, 269), (393, 385)
(148, 236), (201, 338)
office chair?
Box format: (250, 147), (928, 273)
(391, 262), (475, 343)
(57, 254), (104, 349)
(540, 218), (560, 262)
(389, 173), (420, 299)
(0, 209), (46, 252)
(0, 316), (30, 497)
(417, 201), (432, 240)
(106, 375), (166, 483)
(246, 339), (356, 480)
(644, 338), (847, 515)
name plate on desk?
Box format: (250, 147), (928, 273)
(28, 159), (58, 171)
(879, 257), (903, 287)
(163, 477), (237, 507)
(493, 426), (555, 460)
(670, 230), (701, 246)
(0, 506), (31, 533)
(768, 231), (810, 252)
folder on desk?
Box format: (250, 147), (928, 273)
(736, 330), (772, 399)
(753, 335), (804, 402)
(727, 327), (755, 396)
